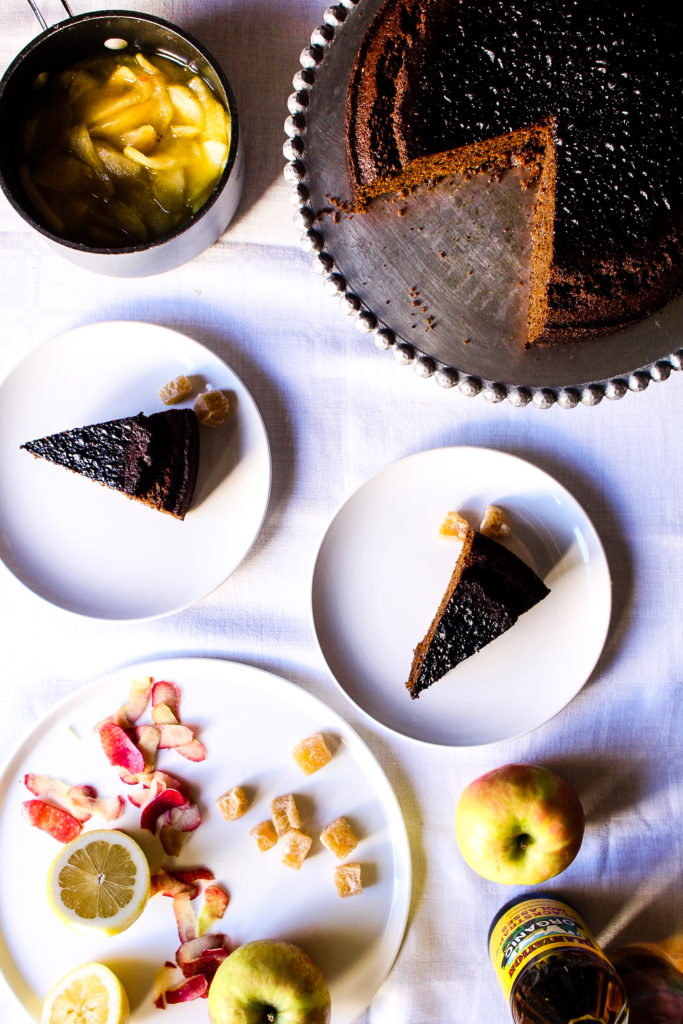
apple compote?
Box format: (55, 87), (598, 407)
(18, 49), (231, 246)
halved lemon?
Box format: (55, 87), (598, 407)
(41, 962), (130, 1024)
(47, 829), (150, 935)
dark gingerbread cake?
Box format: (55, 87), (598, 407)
(346, 0), (683, 344)
(21, 409), (199, 520)
(407, 518), (550, 699)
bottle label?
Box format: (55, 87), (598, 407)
(489, 895), (611, 1006)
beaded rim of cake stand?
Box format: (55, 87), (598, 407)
(282, 0), (683, 409)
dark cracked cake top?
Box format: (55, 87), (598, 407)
(347, 0), (682, 262)
(21, 409), (199, 519)
(21, 413), (155, 495)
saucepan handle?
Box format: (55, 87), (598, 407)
(25, 0), (74, 31)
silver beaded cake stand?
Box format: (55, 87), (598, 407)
(283, 0), (683, 409)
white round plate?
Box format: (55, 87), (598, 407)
(312, 446), (611, 746)
(0, 657), (411, 1024)
(0, 322), (271, 619)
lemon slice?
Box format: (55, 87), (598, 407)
(47, 829), (150, 935)
(41, 962), (130, 1024)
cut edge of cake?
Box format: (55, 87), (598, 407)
(348, 119), (558, 346)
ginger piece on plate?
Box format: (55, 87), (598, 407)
(271, 794), (301, 837)
(159, 374), (192, 405)
(334, 862), (362, 898)
(291, 733), (332, 775)
(320, 816), (358, 860)
(438, 510), (471, 541)
(280, 829), (312, 870)
(194, 389), (230, 427)
(216, 785), (249, 822)
(250, 819), (278, 852)
(479, 504), (512, 539)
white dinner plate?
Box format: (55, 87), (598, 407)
(312, 446), (611, 746)
(0, 322), (271, 619)
(0, 657), (411, 1024)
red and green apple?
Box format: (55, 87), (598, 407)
(454, 763), (585, 885)
(208, 939), (331, 1024)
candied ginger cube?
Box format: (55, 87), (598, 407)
(291, 733), (332, 775)
(250, 819), (278, 852)
(438, 510), (471, 541)
(479, 504), (512, 539)
(271, 794), (301, 836)
(159, 374), (192, 405)
(281, 829), (312, 870)
(320, 816), (358, 860)
(194, 389), (230, 427)
(216, 785), (249, 822)
(334, 863), (362, 898)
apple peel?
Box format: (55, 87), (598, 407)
(152, 703), (179, 726)
(159, 824), (189, 857)
(173, 893), (198, 944)
(98, 721), (146, 777)
(66, 786), (125, 822)
(141, 787), (186, 833)
(167, 802), (201, 833)
(176, 933), (230, 978)
(174, 739), (207, 763)
(197, 883), (229, 937)
(164, 974), (209, 1003)
(21, 799), (82, 843)
(157, 724), (195, 749)
(152, 681), (181, 718)
(23, 774), (91, 822)
(151, 867), (201, 900)
(23, 775), (124, 824)
(135, 725), (161, 770)
(96, 675), (153, 730)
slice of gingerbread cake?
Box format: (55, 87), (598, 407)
(407, 514), (549, 699)
(21, 409), (199, 520)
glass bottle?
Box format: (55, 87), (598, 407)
(488, 893), (629, 1024)
(611, 943), (683, 1023)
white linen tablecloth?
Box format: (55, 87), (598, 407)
(0, 1), (681, 1022)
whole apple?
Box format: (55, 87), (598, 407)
(454, 763), (584, 885)
(208, 939), (331, 1024)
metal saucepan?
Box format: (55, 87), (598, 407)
(0, 9), (243, 276)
